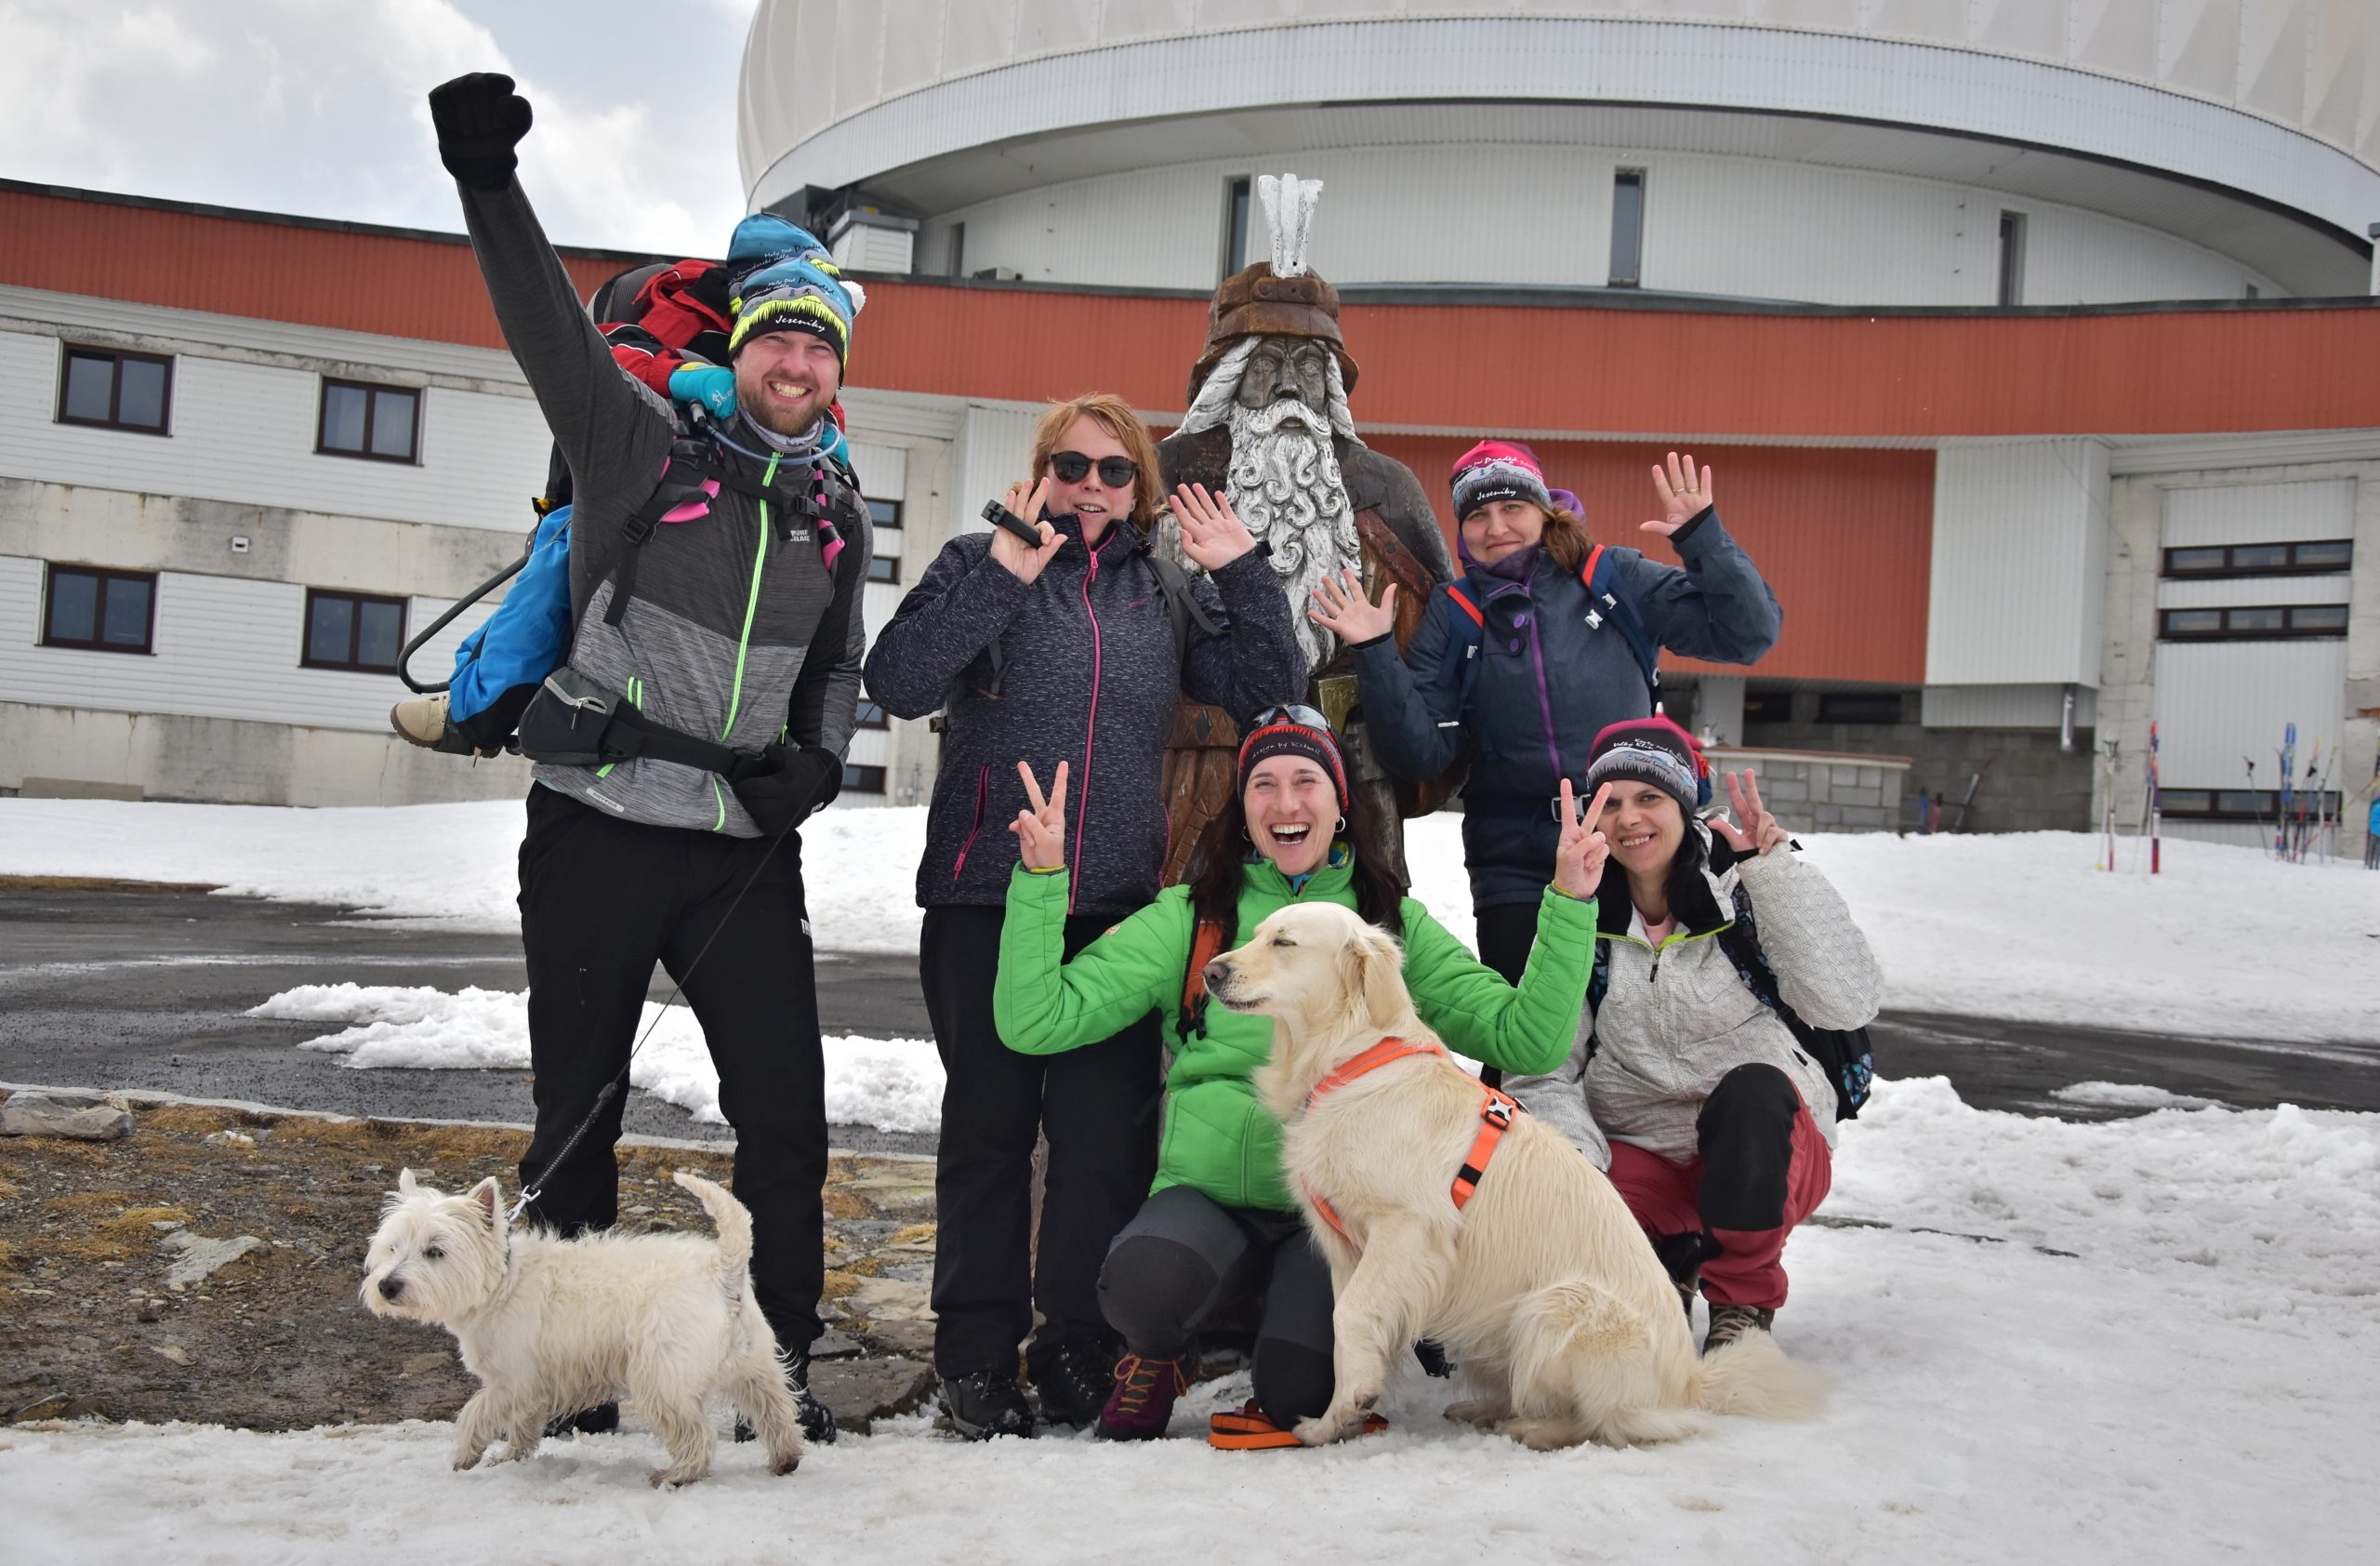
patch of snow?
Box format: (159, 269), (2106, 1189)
(2051, 1082), (2226, 1111)
(253, 984), (940, 1135)
(2, 1081), (2370, 1561)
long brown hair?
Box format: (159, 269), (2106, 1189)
(1536, 506), (1591, 574)
(1184, 767), (1407, 942)
(1029, 392), (1164, 529)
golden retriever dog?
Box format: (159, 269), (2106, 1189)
(1209, 901), (1824, 1450)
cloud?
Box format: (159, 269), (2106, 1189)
(0, 0), (748, 255)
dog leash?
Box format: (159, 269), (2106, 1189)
(509, 819), (800, 1222)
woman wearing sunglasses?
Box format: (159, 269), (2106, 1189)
(991, 708), (1614, 1446)
(865, 392), (1302, 1440)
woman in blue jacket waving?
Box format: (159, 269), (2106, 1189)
(1313, 442), (1779, 986)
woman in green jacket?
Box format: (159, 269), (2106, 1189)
(994, 706), (1613, 1444)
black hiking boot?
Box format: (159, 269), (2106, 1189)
(543, 1401), (618, 1439)
(1413, 1339), (1453, 1378)
(734, 1348), (837, 1446)
(1652, 1231), (1726, 1321)
(1032, 1337), (1121, 1428)
(1702, 1304), (1777, 1354)
(939, 1367), (1038, 1440)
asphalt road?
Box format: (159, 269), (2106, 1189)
(6, 884), (2377, 1147)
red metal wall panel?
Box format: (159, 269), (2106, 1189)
(0, 187), (644, 348)
(1365, 435), (1935, 685)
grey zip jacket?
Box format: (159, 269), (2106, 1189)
(1506, 830), (1884, 1166)
(456, 177), (869, 834)
(865, 518), (1300, 917)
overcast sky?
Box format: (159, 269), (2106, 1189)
(0, 0), (758, 256)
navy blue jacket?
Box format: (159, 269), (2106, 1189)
(1352, 508), (1780, 909)
(865, 517), (1301, 917)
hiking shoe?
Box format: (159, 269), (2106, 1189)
(390, 693), (488, 756)
(1033, 1337), (1122, 1428)
(940, 1367), (1037, 1440)
(543, 1401), (618, 1439)
(1209, 1398), (1388, 1450)
(1413, 1339), (1453, 1378)
(1703, 1304), (1777, 1354)
(1094, 1355), (1186, 1441)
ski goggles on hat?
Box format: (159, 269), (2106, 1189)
(1250, 703), (1334, 733)
(1049, 450), (1139, 487)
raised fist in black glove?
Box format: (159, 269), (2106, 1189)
(428, 73), (533, 192)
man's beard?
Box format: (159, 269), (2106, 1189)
(1225, 398), (1361, 676)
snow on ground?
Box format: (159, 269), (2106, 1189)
(254, 984), (940, 1135)
(6, 796), (2373, 1040)
(5, 1079), (2373, 1564)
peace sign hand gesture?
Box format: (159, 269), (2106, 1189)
(1553, 779), (1616, 899)
(1644, 450), (1715, 537)
(1709, 769), (1790, 856)
(1009, 760), (1070, 871)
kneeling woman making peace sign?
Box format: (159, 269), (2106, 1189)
(993, 708), (1615, 1445)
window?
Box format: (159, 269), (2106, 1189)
(842, 763), (888, 794)
(1742, 685), (1794, 726)
(1996, 211), (2027, 306)
(1608, 170), (1646, 287)
(42, 564), (155, 653)
(866, 555), (901, 584)
(854, 698), (889, 730)
(58, 345), (171, 433)
(1816, 691), (1906, 725)
(947, 221), (966, 279)
(2158, 604), (2348, 642)
(318, 379), (421, 463)
(2162, 539), (2351, 578)
(1222, 176), (1251, 283)
(866, 498), (904, 530)
(302, 589), (408, 672)
(2159, 789), (2339, 822)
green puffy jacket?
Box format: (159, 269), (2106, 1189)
(993, 856), (1597, 1212)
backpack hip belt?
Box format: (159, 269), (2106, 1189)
(513, 666), (760, 781)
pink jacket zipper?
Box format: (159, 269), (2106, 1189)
(1070, 544), (1104, 914)
(950, 763), (990, 883)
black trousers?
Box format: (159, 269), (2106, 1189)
(922, 904), (1161, 1379)
(1099, 1185), (1336, 1427)
(516, 786), (828, 1354)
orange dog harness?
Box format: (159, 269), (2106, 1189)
(1296, 1037), (1522, 1249)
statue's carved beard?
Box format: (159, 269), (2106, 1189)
(1225, 398), (1361, 676)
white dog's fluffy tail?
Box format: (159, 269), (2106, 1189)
(1508, 1281), (1705, 1447)
(1688, 1330), (1828, 1421)
(671, 1171), (754, 1284)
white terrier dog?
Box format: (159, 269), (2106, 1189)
(361, 1168), (804, 1486)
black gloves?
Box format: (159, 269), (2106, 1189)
(729, 744), (843, 837)
(428, 73), (534, 192)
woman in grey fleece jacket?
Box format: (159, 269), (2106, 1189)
(863, 393), (1301, 1438)
(1504, 717), (1884, 1356)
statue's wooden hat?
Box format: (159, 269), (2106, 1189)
(1187, 261), (1361, 405)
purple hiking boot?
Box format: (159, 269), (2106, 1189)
(1094, 1354), (1186, 1441)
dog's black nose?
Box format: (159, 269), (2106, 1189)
(1203, 959), (1230, 994)
(378, 1277), (404, 1301)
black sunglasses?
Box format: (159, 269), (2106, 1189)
(1049, 450), (1139, 488)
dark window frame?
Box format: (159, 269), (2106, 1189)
(301, 588), (411, 673)
(2158, 788), (2340, 822)
(866, 555), (902, 585)
(854, 698), (890, 731)
(1608, 168), (1646, 288)
(40, 563), (157, 654)
(1222, 175), (1252, 284)
(866, 497), (904, 530)
(2161, 539), (2352, 579)
(841, 763), (888, 794)
(2157, 604), (2349, 642)
(316, 378), (423, 464)
(1996, 210), (2027, 306)
(56, 344), (174, 435)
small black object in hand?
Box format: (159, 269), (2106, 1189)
(981, 498), (1045, 545)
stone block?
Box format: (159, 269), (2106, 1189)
(1758, 778), (1808, 803)
(1806, 773), (1831, 803)
(1834, 784), (1882, 807)
(810, 1356), (935, 1434)
(1813, 803), (1844, 825)
(1, 1090), (132, 1141)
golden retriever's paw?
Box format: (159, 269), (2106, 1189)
(1294, 1411), (1354, 1446)
(1498, 1415), (1588, 1452)
(1443, 1398), (1509, 1427)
